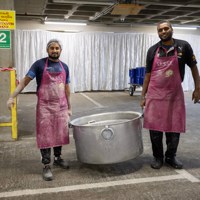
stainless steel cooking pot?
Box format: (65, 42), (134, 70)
(70, 111), (143, 164)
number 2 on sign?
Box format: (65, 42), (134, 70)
(0, 33), (6, 43)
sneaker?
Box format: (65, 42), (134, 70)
(42, 165), (53, 181)
(53, 157), (69, 169)
(165, 157), (183, 169)
(151, 158), (163, 169)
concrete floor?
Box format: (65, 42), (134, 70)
(0, 89), (200, 199)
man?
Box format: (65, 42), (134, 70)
(7, 39), (72, 181)
(140, 21), (200, 170)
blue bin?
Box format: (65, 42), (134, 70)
(134, 77), (140, 84)
(129, 69), (132, 77)
(129, 68), (136, 78)
(135, 67), (141, 84)
(129, 67), (145, 85)
(139, 77), (144, 85)
(140, 67), (145, 85)
(130, 77), (135, 84)
(135, 68), (141, 77)
(140, 67), (146, 78)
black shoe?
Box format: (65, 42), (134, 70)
(43, 165), (53, 181)
(151, 158), (163, 169)
(53, 157), (69, 169)
(165, 157), (183, 169)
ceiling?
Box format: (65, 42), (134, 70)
(14, 0), (200, 27)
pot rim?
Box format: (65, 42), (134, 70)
(70, 111), (142, 127)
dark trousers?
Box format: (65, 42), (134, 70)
(150, 130), (180, 160)
(40, 146), (62, 165)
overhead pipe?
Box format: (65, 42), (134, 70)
(89, 2), (119, 21)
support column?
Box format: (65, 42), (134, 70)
(0, 0), (14, 67)
(0, 0), (15, 141)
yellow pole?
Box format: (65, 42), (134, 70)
(10, 70), (17, 140)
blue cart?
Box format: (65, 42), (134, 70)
(129, 67), (145, 96)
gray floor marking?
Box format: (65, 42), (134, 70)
(80, 93), (103, 107)
(0, 174), (188, 198)
(175, 169), (200, 182)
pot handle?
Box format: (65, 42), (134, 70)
(68, 116), (73, 128)
(141, 108), (144, 118)
(68, 122), (73, 128)
(101, 126), (114, 141)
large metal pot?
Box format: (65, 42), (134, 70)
(70, 111), (143, 164)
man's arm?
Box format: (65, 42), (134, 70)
(7, 76), (32, 110)
(191, 65), (200, 103)
(140, 72), (151, 108)
(140, 45), (155, 109)
(65, 84), (72, 116)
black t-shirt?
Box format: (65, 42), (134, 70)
(146, 38), (197, 81)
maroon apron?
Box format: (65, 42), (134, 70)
(36, 59), (69, 149)
(144, 47), (186, 133)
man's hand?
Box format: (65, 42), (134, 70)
(140, 97), (146, 108)
(68, 108), (72, 116)
(7, 97), (15, 110)
(192, 88), (200, 103)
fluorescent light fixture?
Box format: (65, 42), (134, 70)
(44, 21), (87, 26)
(52, 0), (114, 5)
(64, 30), (81, 33)
(173, 26), (197, 30)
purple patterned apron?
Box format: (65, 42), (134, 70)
(144, 47), (186, 133)
(36, 58), (69, 148)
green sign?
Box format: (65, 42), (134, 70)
(0, 30), (11, 49)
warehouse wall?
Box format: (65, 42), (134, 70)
(13, 20), (200, 93)
(16, 20), (200, 35)
(13, 29), (200, 93)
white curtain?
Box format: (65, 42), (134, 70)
(14, 30), (199, 93)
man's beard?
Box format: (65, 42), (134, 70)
(160, 32), (173, 42)
(49, 54), (60, 60)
